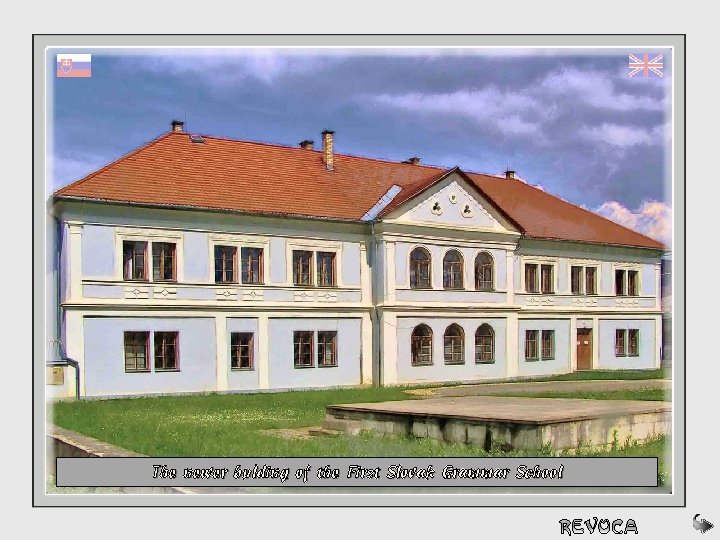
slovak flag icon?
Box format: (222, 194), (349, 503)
(56, 54), (91, 78)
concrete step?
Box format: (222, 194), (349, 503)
(307, 427), (342, 438)
(322, 416), (365, 435)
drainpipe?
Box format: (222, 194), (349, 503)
(369, 222), (382, 387)
(47, 339), (81, 400)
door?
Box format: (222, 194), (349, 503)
(576, 328), (593, 370)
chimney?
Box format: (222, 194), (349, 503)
(171, 119), (184, 133)
(299, 139), (314, 150)
(505, 169), (516, 180)
(404, 157), (421, 165)
(322, 130), (334, 171)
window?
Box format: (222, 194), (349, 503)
(541, 264), (554, 294)
(615, 329), (627, 357)
(443, 324), (465, 364)
(541, 330), (555, 360)
(410, 247), (431, 289)
(571, 266), (583, 295)
(525, 263), (538, 293)
(241, 247), (264, 284)
(443, 250), (464, 289)
(317, 331), (337, 367)
(475, 324), (494, 363)
(628, 329), (640, 356)
(616, 328), (640, 357)
(293, 331), (314, 367)
(525, 330), (539, 360)
(230, 332), (253, 370)
(571, 265), (597, 295)
(615, 269), (627, 296)
(627, 270), (639, 296)
(411, 324), (433, 366)
(475, 252), (494, 291)
(214, 245), (237, 283)
(585, 267), (597, 295)
(154, 331), (178, 370)
(123, 241), (148, 281)
(293, 251), (313, 286)
(124, 331), (149, 372)
(317, 252), (336, 287)
(152, 242), (176, 281)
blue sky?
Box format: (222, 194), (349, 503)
(50, 48), (672, 244)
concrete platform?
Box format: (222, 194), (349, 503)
(324, 396), (671, 451)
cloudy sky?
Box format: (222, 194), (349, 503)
(49, 48), (672, 245)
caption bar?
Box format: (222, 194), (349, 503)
(56, 457), (657, 488)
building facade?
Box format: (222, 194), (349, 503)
(47, 123), (665, 398)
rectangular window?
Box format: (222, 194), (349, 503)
(628, 329), (640, 356)
(214, 245), (237, 283)
(241, 247), (264, 284)
(615, 269), (627, 296)
(154, 331), (178, 370)
(316, 252), (336, 287)
(152, 242), (176, 281)
(525, 264), (538, 293)
(525, 330), (539, 360)
(627, 270), (639, 296)
(585, 267), (597, 295)
(293, 331), (314, 368)
(317, 331), (337, 367)
(123, 241), (148, 281)
(615, 329), (627, 357)
(293, 250), (313, 286)
(124, 331), (149, 372)
(541, 330), (555, 360)
(230, 332), (254, 370)
(571, 266), (583, 295)
(541, 264), (554, 294)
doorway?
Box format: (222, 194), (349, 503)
(576, 328), (593, 371)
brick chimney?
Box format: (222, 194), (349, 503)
(505, 169), (516, 179)
(171, 119), (184, 133)
(322, 130), (334, 171)
(299, 140), (314, 150)
(404, 157), (421, 165)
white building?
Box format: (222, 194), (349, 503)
(47, 121), (665, 398)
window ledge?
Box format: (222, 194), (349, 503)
(155, 368), (181, 373)
(293, 365), (315, 369)
(475, 360), (495, 365)
(411, 363), (433, 367)
(524, 358), (540, 362)
(444, 361), (466, 366)
(124, 369), (151, 374)
(231, 367), (254, 372)
(318, 364), (338, 368)
(541, 357), (555, 361)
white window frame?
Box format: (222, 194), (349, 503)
(286, 239), (343, 288)
(209, 234), (270, 286)
(115, 228), (184, 283)
(613, 263), (642, 297)
(568, 259), (601, 295)
(521, 257), (558, 294)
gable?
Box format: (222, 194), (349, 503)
(381, 172), (519, 234)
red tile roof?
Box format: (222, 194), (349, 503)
(54, 130), (665, 250)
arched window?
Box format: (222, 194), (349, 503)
(443, 250), (464, 289)
(475, 252), (494, 291)
(444, 324), (465, 364)
(475, 324), (495, 363)
(410, 247), (431, 289)
(411, 324), (433, 366)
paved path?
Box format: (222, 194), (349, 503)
(406, 378), (670, 398)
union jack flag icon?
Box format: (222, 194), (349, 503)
(628, 53), (663, 78)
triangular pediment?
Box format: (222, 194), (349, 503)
(381, 171), (519, 233)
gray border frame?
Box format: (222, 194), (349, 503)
(33, 34), (684, 507)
